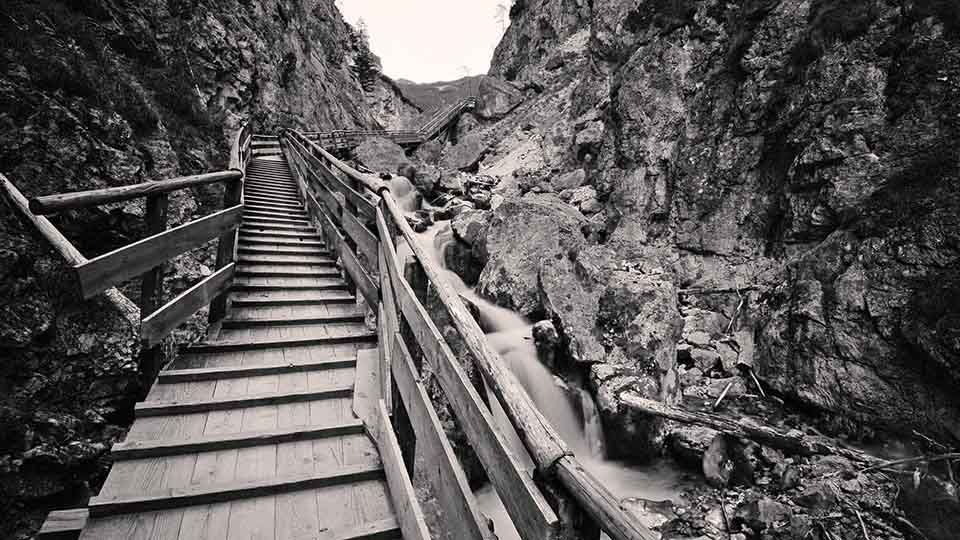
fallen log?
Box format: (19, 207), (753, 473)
(620, 391), (883, 466)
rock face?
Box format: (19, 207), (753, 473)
(353, 137), (411, 174)
(0, 0), (407, 536)
(480, 0), (960, 444)
(474, 76), (524, 119)
(440, 133), (489, 172)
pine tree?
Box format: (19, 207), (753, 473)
(350, 18), (378, 92)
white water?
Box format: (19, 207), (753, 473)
(402, 221), (689, 540)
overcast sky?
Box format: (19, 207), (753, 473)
(335, 0), (510, 83)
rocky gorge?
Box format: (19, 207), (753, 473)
(2, 0), (959, 539)
(335, 1), (960, 539)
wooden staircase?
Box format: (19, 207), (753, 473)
(75, 156), (404, 540)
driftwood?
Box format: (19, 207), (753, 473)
(620, 392), (883, 466)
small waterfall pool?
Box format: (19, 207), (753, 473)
(399, 220), (691, 540)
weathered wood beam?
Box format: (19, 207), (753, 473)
(75, 204), (243, 299)
(29, 170), (242, 215)
(140, 263), (236, 346)
(620, 393), (882, 466)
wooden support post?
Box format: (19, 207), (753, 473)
(536, 475), (602, 540)
(208, 176), (243, 324)
(139, 192), (168, 382)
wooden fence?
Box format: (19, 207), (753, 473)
(20, 122), (253, 354)
(280, 128), (657, 540)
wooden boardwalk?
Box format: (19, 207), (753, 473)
(78, 155), (402, 540)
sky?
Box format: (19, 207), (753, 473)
(335, 0), (510, 83)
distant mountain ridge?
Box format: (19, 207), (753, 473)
(395, 75), (483, 114)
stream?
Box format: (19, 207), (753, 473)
(388, 177), (691, 539)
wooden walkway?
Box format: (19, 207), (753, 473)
(77, 154), (402, 540)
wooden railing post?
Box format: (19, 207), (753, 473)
(208, 175), (243, 323)
(139, 192), (169, 379)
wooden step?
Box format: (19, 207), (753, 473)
(230, 282), (350, 293)
(240, 227), (320, 238)
(338, 517), (402, 540)
(111, 419), (365, 460)
(244, 204), (307, 216)
(243, 208), (309, 221)
(238, 237), (326, 248)
(186, 330), (376, 353)
(229, 291), (356, 307)
(242, 214), (311, 226)
(221, 312), (365, 328)
(241, 223), (316, 233)
(238, 244), (329, 255)
(157, 356), (357, 383)
(245, 181), (297, 191)
(238, 254), (335, 265)
(88, 464), (384, 517)
(136, 385), (355, 416)
(245, 188), (299, 198)
(244, 192), (301, 204)
(235, 266), (341, 278)
(245, 193), (301, 203)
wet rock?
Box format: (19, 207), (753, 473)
(532, 320), (559, 348)
(622, 497), (675, 530)
(412, 164), (441, 196)
(793, 483), (837, 510)
(715, 341), (740, 374)
(438, 172), (467, 195)
(440, 133), (488, 172)
(353, 136), (411, 174)
(702, 434), (756, 487)
(469, 190), (492, 209)
(897, 473), (960, 540)
(668, 424), (718, 466)
(476, 197), (587, 315)
(734, 497), (792, 533)
(451, 210), (489, 247)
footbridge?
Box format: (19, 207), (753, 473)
(6, 115), (658, 540)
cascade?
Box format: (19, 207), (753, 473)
(405, 221), (689, 540)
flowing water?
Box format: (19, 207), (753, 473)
(400, 221), (691, 540)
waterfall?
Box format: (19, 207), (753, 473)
(401, 219), (688, 540)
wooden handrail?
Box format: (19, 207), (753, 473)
(1, 174), (140, 324)
(285, 130), (385, 195)
(29, 170), (243, 215)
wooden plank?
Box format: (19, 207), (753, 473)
(389, 260), (559, 540)
(338, 240), (378, 307)
(377, 303), (392, 413)
(111, 421), (364, 460)
(336, 517), (401, 540)
(139, 193), (169, 314)
(390, 335), (490, 540)
(76, 205), (242, 298)
(352, 348), (380, 428)
(156, 357), (356, 383)
(342, 210), (378, 267)
(37, 509), (88, 540)
(88, 463), (384, 518)
(135, 385), (354, 417)
(373, 400), (432, 540)
(29, 170), (242, 215)
(141, 263), (236, 347)
(1, 176), (140, 320)
(184, 329), (375, 352)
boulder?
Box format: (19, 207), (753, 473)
(553, 169), (586, 191)
(702, 433), (756, 488)
(668, 424), (718, 466)
(353, 136), (410, 174)
(621, 498), (675, 530)
(474, 76), (524, 119)
(413, 139), (443, 165)
(412, 164), (441, 195)
(532, 320), (559, 348)
(451, 209), (489, 248)
(440, 133), (488, 172)
(476, 197), (587, 315)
